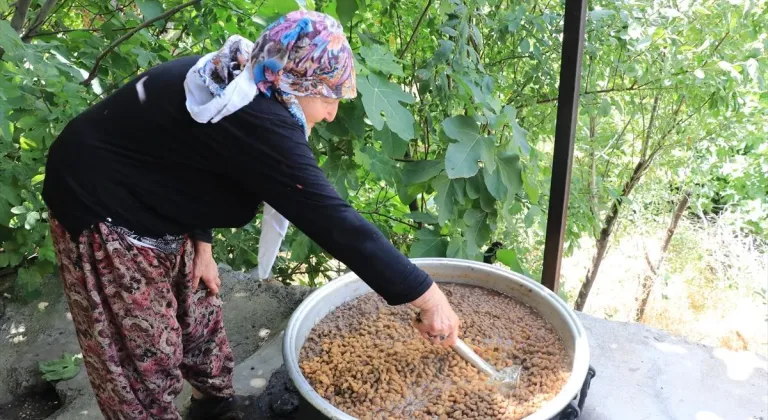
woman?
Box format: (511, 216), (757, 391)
(42, 10), (460, 420)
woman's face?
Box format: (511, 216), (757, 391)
(296, 96), (340, 130)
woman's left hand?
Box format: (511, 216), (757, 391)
(192, 241), (220, 296)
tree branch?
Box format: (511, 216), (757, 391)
(10, 0), (32, 33)
(360, 211), (420, 229)
(488, 54), (534, 67)
(533, 84), (648, 105)
(641, 95), (661, 160)
(24, 26), (137, 38)
(398, 0), (432, 59)
(80, 0), (201, 86)
(21, 0), (58, 41)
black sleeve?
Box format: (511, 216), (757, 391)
(190, 229), (213, 243)
(226, 113), (433, 306)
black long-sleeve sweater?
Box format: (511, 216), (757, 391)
(42, 55), (432, 305)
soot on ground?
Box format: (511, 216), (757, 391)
(299, 283), (571, 419)
(0, 383), (62, 420)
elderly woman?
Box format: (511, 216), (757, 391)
(42, 10), (460, 420)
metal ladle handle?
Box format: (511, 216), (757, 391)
(451, 339), (499, 378)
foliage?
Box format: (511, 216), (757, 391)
(39, 352), (83, 382)
(0, 0), (765, 299)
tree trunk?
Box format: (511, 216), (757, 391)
(575, 159), (646, 311)
(588, 116), (598, 223)
(635, 191), (690, 322)
(10, 0), (33, 33)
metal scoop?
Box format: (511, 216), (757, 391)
(451, 339), (522, 388)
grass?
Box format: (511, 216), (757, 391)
(559, 213), (768, 357)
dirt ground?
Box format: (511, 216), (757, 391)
(0, 264), (313, 417)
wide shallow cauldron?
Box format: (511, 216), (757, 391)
(283, 258), (591, 420)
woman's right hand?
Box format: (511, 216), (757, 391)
(410, 282), (460, 347)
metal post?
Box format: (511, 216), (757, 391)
(541, 0), (589, 292)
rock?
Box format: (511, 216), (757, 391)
(250, 366), (325, 420)
(271, 392), (300, 416)
(284, 380), (297, 393)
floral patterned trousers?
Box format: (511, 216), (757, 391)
(49, 217), (235, 419)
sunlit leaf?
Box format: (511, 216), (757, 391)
(496, 249), (524, 273)
(357, 74), (416, 140)
(136, 0), (165, 26)
(442, 116), (496, 178)
(39, 352), (83, 382)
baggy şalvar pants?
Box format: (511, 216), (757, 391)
(49, 217), (235, 419)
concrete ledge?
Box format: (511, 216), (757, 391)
(576, 313), (767, 420)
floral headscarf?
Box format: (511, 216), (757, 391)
(186, 10), (356, 134)
(183, 10), (357, 280)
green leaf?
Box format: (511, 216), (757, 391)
(523, 171), (539, 203)
(360, 44), (404, 76)
(375, 125), (408, 159)
(0, 184), (21, 206)
(357, 74), (416, 140)
(257, 0), (303, 19)
(442, 116), (495, 178)
(325, 100), (365, 138)
(589, 9), (615, 22)
(39, 353), (82, 382)
(474, 172), (497, 212)
(520, 39), (530, 54)
(598, 98), (612, 117)
(0, 201), (11, 226)
(717, 61), (742, 81)
(31, 174), (45, 185)
(337, 0), (358, 26)
(432, 174), (465, 225)
(136, 0), (165, 27)
(355, 145), (399, 184)
(463, 208), (492, 254)
(409, 228), (448, 258)
(25, 211), (40, 229)
(466, 174), (483, 199)
(131, 47), (156, 68)
(484, 152), (522, 203)
(402, 159), (444, 185)
(16, 267), (42, 300)
(322, 153), (356, 199)
(496, 249), (524, 273)
(524, 205), (542, 228)
(431, 40), (455, 64)
(405, 212), (439, 225)
(38, 235), (56, 263)
(16, 116), (38, 129)
(446, 234), (480, 260)
(0, 20), (23, 57)
(290, 233), (314, 262)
